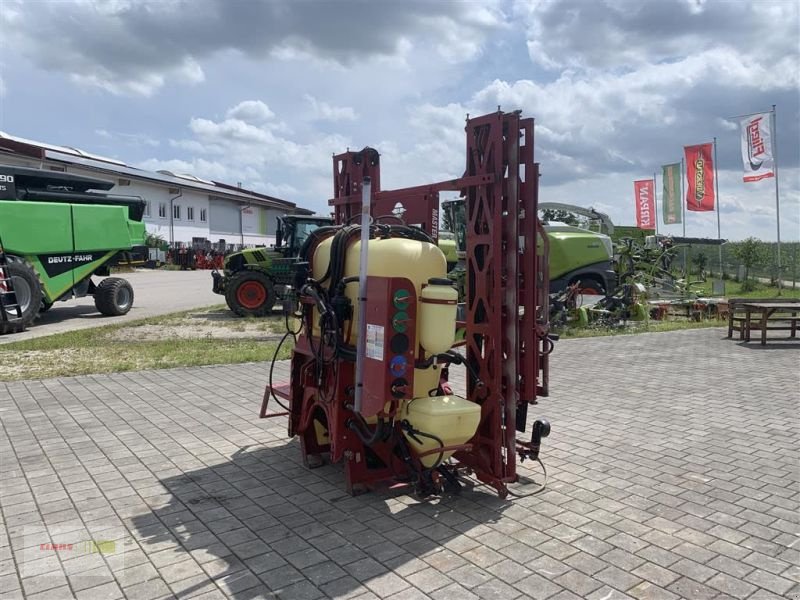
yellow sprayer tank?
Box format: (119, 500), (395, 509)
(418, 278), (458, 355)
(312, 236), (447, 398)
(401, 395), (482, 467)
(311, 234), (480, 464)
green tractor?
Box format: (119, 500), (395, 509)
(212, 214), (334, 316)
(0, 166), (147, 334)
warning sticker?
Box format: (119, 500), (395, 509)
(366, 324), (385, 360)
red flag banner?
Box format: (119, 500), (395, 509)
(684, 143), (715, 211)
(634, 179), (655, 230)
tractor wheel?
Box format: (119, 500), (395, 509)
(572, 277), (606, 296)
(94, 277), (134, 316)
(225, 271), (276, 317)
(0, 256), (43, 335)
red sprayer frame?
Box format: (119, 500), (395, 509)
(264, 109), (551, 498)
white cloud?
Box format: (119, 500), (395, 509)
(226, 100), (274, 124)
(469, 43), (799, 183)
(138, 100), (354, 206)
(4, 0), (796, 245)
(3, 0), (503, 96)
(304, 95), (357, 121)
(94, 128), (160, 147)
(516, 0), (798, 72)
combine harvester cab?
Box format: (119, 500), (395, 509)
(0, 165), (146, 334)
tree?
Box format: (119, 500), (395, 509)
(540, 209), (581, 226)
(441, 206), (454, 232)
(693, 252), (708, 277)
(732, 237), (766, 291)
(145, 232), (166, 249)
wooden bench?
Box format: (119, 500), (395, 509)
(727, 297), (800, 345)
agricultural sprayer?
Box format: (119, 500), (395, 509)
(263, 110), (554, 498)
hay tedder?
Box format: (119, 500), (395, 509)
(263, 110), (554, 498)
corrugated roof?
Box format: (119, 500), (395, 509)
(0, 131), (299, 211)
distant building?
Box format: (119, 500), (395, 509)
(0, 132), (313, 247)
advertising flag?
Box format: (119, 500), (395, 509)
(684, 143), (715, 212)
(634, 179), (655, 230)
(740, 113), (775, 182)
(662, 163), (681, 225)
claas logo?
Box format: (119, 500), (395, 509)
(84, 540), (116, 554)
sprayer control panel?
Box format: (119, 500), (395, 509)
(361, 276), (417, 417)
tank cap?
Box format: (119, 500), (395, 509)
(427, 277), (454, 286)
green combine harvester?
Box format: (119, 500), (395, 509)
(0, 166), (146, 334)
(442, 199), (617, 296)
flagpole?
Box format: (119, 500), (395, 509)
(681, 158), (687, 275)
(713, 137), (722, 278)
(772, 104), (782, 294)
(653, 171), (658, 236)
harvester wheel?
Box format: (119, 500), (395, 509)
(225, 271), (276, 317)
(572, 277), (605, 296)
(0, 256), (42, 335)
(94, 277), (134, 316)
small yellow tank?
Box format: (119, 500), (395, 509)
(400, 395), (482, 467)
(418, 278), (458, 356)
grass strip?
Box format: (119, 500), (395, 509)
(1, 308), (292, 381)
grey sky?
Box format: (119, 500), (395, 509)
(0, 0), (797, 241)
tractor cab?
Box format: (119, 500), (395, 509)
(275, 215), (333, 257)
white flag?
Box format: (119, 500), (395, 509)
(740, 112), (775, 183)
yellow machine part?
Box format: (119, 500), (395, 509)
(311, 236), (447, 343)
(418, 281), (458, 355)
(313, 419), (330, 445)
(400, 395), (481, 467)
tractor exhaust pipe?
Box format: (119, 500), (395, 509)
(354, 177), (372, 414)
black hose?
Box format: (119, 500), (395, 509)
(268, 329), (294, 412)
(401, 420), (446, 469)
(347, 416), (385, 446)
(442, 351), (483, 386)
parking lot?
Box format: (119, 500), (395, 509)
(1, 270), (221, 345)
(0, 328), (798, 600)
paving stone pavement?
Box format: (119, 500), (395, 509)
(0, 328), (798, 600)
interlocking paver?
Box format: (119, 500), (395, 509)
(1, 328), (797, 600)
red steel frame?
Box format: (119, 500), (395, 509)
(266, 110), (550, 498)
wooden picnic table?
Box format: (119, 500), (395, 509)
(742, 302), (800, 345)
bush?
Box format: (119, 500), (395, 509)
(740, 280), (758, 292)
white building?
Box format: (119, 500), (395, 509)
(0, 132), (312, 247)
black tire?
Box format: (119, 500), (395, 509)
(225, 270), (276, 317)
(94, 277), (134, 316)
(1, 256), (43, 335)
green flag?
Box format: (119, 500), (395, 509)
(662, 163), (681, 225)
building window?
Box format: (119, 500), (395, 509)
(200, 208), (207, 222)
(158, 203), (167, 218)
(173, 204), (181, 220)
(187, 207), (194, 221)
(143, 200), (151, 217)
